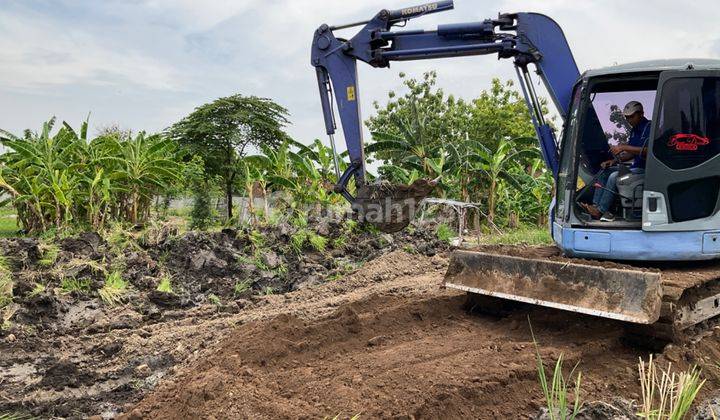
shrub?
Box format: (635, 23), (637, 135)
(190, 183), (213, 230)
(436, 223), (455, 243)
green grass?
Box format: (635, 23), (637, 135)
(482, 226), (552, 246)
(236, 254), (255, 266)
(28, 283), (45, 298)
(638, 355), (706, 420)
(0, 271), (12, 308)
(291, 213), (308, 229)
(290, 230), (309, 253)
(60, 277), (91, 295)
(37, 243), (60, 268)
(208, 293), (221, 306)
(332, 235), (348, 249)
(156, 274), (174, 294)
(0, 206), (19, 238)
(530, 320), (582, 420)
(105, 222), (141, 253)
(308, 233), (328, 252)
(249, 229), (265, 250)
(99, 271), (128, 305)
(167, 207), (192, 218)
(0, 255), (10, 272)
(233, 280), (252, 296)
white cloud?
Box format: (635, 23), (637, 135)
(0, 0), (719, 149)
(0, 8), (182, 92)
(142, 0), (257, 31)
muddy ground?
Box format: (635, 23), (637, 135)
(2, 224), (720, 418)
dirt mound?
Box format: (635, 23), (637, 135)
(1, 218), (448, 337)
(0, 225), (446, 419)
(124, 291), (628, 418)
(5, 236), (720, 418)
(122, 253), (720, 419)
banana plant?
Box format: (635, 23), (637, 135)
(0, 119), (183, 233)
(447, 136), (539, 223)
(117, 133), (181, 223)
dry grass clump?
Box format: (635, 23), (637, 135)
(638, 355), (705, 420)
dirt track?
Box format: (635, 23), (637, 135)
(120, 250), (720, 419)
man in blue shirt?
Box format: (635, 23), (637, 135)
(581, 100), (650, 221)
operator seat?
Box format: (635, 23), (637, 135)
(616, 170), (644, 220)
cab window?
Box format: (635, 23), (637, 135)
(652, 77), (720, 170)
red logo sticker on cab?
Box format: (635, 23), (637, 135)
(668, 133), (710, 151)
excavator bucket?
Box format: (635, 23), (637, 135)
(353, 178), (437, 233)
(444, 247), (663, 324)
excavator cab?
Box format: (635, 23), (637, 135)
(448, 62), (720, 332)
(559, 70), (659, 229)
(555, 60), (720, 260)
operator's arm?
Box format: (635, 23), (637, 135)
(610, 144), (647, 157)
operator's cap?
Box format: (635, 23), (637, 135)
(623, 101), (644, 116)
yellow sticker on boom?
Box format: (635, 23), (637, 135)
(347, 86), (356, 101)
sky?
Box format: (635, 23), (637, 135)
(1, 0), (719, 154)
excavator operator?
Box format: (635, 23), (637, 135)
(581, 101), (651, 221)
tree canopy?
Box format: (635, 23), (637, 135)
(167, 94), (290, 218)
(365, 71), (554, 227)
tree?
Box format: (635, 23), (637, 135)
(366, 71), (554, 228)
(469, 137), (538, 223)
(366, 71), (465, 169)
(465, 78), (543, 150)
(167, 94), (290, 219)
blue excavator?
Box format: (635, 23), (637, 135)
(311, 1), (720, 341)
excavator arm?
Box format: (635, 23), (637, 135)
(311, 1), (580, 230)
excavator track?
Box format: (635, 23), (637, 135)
(624, 269), (720, 345)
(444, 245), (720, 345)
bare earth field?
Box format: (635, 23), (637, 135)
(124, 251), (720, 419)
(4, 247), (720, 418)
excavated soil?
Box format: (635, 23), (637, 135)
(123, 251), (720, 419)
(4, 241), (720, 418)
